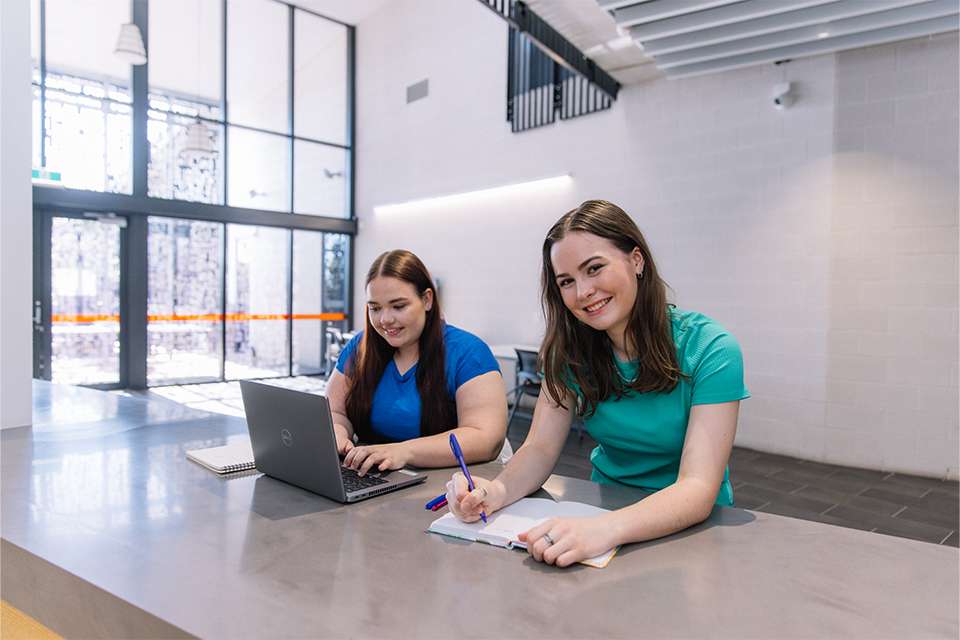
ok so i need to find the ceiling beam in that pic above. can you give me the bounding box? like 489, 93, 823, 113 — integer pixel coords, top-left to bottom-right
664, 14, 959, 78
629, 0, 839, 43
596, 0, 652, 11
612, 0, 740, 29
655, 0, 960, 68
640, 0, 935, 54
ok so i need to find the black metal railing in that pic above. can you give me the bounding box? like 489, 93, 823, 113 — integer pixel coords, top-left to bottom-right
481, 0, 619, 133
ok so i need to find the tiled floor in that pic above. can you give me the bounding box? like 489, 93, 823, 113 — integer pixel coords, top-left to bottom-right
507, 417, 959, 548
125, 378, 958, 547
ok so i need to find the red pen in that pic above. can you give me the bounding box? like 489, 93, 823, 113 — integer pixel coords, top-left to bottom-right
430, 498, 448, 511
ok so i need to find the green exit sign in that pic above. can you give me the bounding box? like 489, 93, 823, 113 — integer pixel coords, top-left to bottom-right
32, 168, 62, 183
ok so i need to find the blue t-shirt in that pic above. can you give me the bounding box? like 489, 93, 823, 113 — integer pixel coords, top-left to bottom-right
336, 323, 500, 441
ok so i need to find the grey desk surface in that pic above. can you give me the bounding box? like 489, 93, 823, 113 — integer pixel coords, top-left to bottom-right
2, 384, 958, 639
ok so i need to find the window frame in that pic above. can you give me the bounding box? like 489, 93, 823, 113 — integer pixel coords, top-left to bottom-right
31, 0, 356, 389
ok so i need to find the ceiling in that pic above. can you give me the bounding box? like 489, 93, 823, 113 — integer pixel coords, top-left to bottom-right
526, 0, 660, 84
597, 0, 959, 79
287, 0, 957, 84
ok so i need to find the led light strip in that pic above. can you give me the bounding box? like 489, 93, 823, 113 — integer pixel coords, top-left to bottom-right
373, 174, 573, 215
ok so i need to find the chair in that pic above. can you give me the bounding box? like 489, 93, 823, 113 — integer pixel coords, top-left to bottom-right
506, 348, 541, 438
506, 347, 584, 442
323, 328, 356, 378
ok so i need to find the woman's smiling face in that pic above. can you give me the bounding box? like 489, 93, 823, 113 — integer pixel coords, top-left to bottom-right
549, 231, 643, 336
366, 276, 432, 351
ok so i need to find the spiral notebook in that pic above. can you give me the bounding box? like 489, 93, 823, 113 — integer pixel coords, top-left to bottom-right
428, 498, 619, 568
186, 440, 256, 474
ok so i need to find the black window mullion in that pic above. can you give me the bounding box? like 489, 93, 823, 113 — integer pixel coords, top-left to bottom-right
33, 211, 52, 380
347, 24, 355, 220
320, 232, 328, 374
221, 222, 228, 381
287, 231, 294, 377
288, 5, 295, 215
132, 0, 148, 197
287, 6, 295, 377
125, 215, 148, 389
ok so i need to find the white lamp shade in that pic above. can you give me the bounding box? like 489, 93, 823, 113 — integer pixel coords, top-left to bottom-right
183, 120, 216, 154
114, 23, 147, 65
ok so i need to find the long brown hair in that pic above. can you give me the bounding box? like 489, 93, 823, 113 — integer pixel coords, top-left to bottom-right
540, 200, 682, 418
344, 250, 456, 442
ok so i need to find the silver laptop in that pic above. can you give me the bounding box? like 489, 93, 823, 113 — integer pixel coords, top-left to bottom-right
239, 380, 427, 502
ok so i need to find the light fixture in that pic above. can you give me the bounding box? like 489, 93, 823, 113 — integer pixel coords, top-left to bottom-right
817, 31, 830, 39
114, 23, 147, 65
182, 119, 215, 154
373, 174, 572, 215
606, 35, 635, 51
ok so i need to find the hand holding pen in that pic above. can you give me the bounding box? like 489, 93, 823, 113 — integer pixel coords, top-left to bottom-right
447, 433, 486, 523
446, 473, 507, 523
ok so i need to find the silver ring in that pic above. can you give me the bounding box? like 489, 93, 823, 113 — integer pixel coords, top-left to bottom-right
543, 532, 555, 546
478, 486, 488, 499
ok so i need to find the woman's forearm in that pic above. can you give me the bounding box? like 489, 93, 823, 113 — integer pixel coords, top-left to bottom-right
493, 441, 561, 507
604, 478, 716, 547
404, 426, 501, 467
331, 411, 354, 439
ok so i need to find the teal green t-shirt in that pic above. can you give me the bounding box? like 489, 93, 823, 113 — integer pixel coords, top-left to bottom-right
573, 309, 749, 506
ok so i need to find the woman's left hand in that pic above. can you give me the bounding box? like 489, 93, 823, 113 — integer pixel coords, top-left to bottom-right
518, 516, 616, 568
342, 442, 413, 476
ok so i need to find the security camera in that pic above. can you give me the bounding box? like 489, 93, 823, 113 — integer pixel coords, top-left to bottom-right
772, 82, 795, 110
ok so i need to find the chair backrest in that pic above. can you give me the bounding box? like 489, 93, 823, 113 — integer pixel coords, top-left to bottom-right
515, 348, 538, 373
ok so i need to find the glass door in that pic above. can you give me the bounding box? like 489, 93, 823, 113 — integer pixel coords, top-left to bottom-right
34, 211, 126, 388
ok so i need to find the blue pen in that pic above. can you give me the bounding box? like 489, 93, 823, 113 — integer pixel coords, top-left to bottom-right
424, 493, 446, 510
450, 433, 487, 523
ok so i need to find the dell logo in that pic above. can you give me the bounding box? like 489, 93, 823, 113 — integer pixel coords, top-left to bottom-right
280, 428, 293, 447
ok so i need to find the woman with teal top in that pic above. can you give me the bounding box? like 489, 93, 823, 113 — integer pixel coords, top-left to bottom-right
447, 200, 749, 567
327, 249, 507, 476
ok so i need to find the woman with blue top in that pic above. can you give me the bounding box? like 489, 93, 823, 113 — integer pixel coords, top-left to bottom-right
447, 200, 749, 567
327, 249, 507, 477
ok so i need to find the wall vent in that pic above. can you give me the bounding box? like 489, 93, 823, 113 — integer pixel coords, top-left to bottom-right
406, 79, 429, 104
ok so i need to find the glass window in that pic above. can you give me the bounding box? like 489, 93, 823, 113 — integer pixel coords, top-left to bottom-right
225, 224, 290, 379
294, 140, 347, 217
227, 126, 289, 212
45, 0, 131, 86
149, 0, 222, 107
294, 12, 347, 146
44, 72, 133, 194
147, 218, 224, 385
227, 0, 289, 133
50, 217, 122, 386
148, 111, 224, 204
323, 233, 349, 316
292, 230, 323, 375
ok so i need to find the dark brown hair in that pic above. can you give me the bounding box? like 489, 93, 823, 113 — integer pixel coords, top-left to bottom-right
345, 250, 456, 442
540, 200, 682, 417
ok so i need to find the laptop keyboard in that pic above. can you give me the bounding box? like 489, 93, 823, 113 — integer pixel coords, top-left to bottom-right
340, 466, 389, 493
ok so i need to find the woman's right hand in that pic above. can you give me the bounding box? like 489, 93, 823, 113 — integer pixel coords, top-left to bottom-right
333, 424, 354, 456
446, 473, 507, 523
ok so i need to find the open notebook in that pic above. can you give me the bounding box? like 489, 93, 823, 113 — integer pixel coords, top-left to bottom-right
186, 440, 256, 474
428, 498, 619, 568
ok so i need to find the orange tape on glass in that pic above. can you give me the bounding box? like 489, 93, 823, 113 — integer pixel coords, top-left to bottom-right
51, 313, 346, 323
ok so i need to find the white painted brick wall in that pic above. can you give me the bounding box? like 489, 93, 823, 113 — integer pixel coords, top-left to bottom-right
355, 0, 958, 478
830, 34, 959, 478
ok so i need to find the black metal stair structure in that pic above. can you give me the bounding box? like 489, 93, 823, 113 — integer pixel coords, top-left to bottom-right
478, 0, 622, 133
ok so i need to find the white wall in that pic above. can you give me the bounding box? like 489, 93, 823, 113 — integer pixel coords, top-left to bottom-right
0, 0, 34, 429
354, 0, 959, 478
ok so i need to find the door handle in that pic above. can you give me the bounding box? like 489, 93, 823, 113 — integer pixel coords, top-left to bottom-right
33, 300, 42, 326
